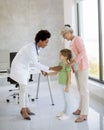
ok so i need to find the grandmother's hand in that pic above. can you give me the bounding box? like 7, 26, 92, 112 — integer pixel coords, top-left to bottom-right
67, 59, 76, 67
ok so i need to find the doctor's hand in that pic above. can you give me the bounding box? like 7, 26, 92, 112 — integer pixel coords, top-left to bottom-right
49, 66, 62, 72
41, 71, 48, 76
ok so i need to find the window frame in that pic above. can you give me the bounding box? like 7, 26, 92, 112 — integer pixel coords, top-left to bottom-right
76, 0, 104, 84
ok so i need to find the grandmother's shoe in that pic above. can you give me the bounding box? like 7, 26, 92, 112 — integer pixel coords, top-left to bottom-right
75, 115, 87, 123
72, 109, 81, 115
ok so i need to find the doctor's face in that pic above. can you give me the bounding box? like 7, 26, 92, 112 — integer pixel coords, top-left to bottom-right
38, 39, 49, 48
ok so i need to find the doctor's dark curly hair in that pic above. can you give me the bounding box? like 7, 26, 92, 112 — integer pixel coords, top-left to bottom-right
35, 30, 51, 43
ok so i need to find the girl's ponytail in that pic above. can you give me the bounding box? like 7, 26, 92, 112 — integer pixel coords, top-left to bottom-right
60, 49, 72, 62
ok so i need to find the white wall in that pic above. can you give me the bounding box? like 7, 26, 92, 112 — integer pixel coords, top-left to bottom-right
0, 0, 64, 66
64, 0, 77, 32
63, 0, 78, 48
0, 0, 64, 84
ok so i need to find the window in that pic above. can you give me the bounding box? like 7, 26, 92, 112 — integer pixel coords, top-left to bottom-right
101, 0, 104, 81
78, 0, 99, 79
77, 0, 104, 83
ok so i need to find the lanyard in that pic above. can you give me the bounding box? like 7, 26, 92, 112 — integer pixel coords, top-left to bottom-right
35, 42, 39, 56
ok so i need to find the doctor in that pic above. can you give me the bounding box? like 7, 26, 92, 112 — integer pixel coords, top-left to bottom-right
10, 30, 60, 120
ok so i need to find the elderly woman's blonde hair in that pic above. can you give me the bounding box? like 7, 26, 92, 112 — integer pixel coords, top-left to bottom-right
61, 24, 74, 36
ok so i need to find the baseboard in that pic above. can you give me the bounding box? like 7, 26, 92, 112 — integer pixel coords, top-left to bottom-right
89, 79, 104, 102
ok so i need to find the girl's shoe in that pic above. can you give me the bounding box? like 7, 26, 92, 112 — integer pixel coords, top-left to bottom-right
72, 109, 81, 115
75, 115, 87, 123
56, 112, 64, 117
58, 113, 69, 120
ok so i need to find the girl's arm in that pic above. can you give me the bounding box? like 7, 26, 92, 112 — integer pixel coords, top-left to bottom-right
65, 71, 71, 92
48, 65, 62, 76
49, 66, 62, 71
48, 71, 58, 76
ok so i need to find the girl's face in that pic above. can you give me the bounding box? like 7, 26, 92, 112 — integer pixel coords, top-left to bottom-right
63, 32, 72, 41
59, 53, 67, 62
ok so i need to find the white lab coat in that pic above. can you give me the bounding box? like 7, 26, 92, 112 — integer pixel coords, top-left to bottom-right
10, 43, 49, 85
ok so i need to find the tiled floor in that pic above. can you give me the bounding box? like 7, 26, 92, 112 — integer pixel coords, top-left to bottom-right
0, 81, 104, 130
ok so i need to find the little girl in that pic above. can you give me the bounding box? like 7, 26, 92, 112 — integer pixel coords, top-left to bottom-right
49, 49, 72, 120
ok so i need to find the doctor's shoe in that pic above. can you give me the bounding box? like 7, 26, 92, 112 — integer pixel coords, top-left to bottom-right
20, 108, 31, 120
58, 113, 69, 120
26, 107, 35, 116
